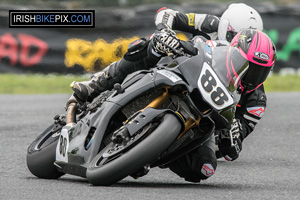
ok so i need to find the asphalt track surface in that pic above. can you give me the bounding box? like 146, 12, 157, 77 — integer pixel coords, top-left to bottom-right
1, 93, 300, 200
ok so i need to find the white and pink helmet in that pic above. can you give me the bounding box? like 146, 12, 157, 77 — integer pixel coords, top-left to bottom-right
227, 29, 276, 93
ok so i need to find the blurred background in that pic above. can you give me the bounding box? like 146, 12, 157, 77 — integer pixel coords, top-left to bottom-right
0, 0, 299, 75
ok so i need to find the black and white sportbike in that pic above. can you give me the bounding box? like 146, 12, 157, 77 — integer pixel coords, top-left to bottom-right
27, 40, 245, 186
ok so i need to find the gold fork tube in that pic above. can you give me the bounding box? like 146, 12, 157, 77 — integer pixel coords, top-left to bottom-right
140, 88, 202, 140
141, 89, 170, 111
177, 115, 201, 139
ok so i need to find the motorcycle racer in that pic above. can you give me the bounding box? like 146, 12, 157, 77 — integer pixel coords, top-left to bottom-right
155, 3, 263, 43
154, 3, 267, 163
66, 5, 276, 183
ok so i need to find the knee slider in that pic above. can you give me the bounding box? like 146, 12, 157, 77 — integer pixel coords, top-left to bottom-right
200, 163, 216, 179
196, 146, 217, 180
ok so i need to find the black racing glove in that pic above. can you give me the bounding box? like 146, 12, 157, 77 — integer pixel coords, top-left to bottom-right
218, 118, 243, 161
151, 28, 181, 56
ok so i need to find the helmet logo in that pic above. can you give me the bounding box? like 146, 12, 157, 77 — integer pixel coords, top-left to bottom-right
254, 52, 269, 60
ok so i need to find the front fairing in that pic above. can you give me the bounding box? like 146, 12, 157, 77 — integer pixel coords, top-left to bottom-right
55, 68, 188, 172
55, 101, 121, 175
173, 44, 242, 127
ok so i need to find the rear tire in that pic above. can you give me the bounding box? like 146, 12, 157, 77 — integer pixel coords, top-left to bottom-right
27, 123, 65, 179
87, 114, 181, 186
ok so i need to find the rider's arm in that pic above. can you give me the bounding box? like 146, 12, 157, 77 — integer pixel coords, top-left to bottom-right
235, 85, 267, 141
104, 38, 162, 85
92, 35, 198, 98
120, 36, 197, 77
216, 85, 267, 161
155, 7, 219, 40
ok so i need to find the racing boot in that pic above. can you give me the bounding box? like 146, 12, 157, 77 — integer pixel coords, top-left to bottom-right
71, 63, 115, 104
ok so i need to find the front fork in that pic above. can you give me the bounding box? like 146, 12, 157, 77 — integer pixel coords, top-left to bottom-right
65, 87, 201, 142
140, 88, 201, 139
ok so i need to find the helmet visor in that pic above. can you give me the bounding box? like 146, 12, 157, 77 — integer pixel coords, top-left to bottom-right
242, 62, 272, 87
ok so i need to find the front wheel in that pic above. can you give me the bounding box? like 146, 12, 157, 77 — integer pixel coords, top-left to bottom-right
86, 113, 182, 186
27, 123, 65, 179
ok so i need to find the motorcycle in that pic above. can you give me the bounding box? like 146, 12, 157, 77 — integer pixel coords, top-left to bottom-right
27, 39, 245, 186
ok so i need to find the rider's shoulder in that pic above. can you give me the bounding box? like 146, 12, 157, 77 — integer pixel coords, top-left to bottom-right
240, 85, 267, 106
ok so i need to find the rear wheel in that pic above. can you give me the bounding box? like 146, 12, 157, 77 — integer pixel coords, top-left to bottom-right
87, 113, 181, 186
27, 123, 65, 179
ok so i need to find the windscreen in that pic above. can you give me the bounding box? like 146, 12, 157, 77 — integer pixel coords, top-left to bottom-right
211, 46, 249, 92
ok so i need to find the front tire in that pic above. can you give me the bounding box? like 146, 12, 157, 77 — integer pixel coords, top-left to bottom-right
87, 113, 181, 186
27, 123, 65, 179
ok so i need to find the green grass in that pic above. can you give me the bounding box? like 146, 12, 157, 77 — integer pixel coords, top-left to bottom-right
0, 73, 299, 94
264, 74, 300, 92
0, 74, 89, 94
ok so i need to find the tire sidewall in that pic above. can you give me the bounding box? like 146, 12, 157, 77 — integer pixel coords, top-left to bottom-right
26, 124, 65, 179
86, 114, 181, 186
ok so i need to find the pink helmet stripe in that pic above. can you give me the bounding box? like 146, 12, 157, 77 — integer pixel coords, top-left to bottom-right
267, 37, 270, 54
231, 60, 239, 79
239, 47, 248, 59
226, 48, 243, 89
226, 49, 235, 85
246, 31, 274, 67
239, 81, 244, 92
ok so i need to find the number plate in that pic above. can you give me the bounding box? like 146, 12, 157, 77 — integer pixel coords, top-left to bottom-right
197, 63, 234, 110
56, 127, 70, 163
